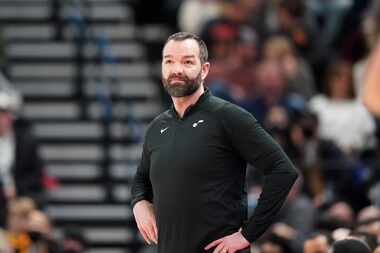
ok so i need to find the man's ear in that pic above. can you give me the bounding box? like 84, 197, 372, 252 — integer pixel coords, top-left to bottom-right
201, 62, 210, 81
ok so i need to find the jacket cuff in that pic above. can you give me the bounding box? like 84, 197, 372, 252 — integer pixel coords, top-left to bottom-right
130, 196, 150, 209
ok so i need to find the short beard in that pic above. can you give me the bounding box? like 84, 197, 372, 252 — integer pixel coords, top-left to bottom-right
162, 72, 202, 97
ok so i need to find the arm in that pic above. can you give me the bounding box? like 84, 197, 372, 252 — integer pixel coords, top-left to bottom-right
14, 128, 44, 201
205, 104, 298, 253
131, 141, 157, 244
131, 141, 153, 207
17, 137, 44, 193
221, 104, 298, 242
363, 40, 380, 116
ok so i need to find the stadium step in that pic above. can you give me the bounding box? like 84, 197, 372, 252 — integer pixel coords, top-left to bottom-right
0, 0, 165, 252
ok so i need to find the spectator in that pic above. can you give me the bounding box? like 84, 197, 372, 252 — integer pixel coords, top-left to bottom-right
306, 0, 353, 52
309, 60, 376, 154
259, 232, 293, 253
0, 88, 45, 227
6, 197, 36, 253
304, 231, 332, 253
273, 0, 317, 59
262, 35, 316, 100
356, 205, 380, 242
27, 210, 62, 253
327, 202, 355, 227
206, 25, 259, 103
357, 205, 380, 223
265, 110, 354, 210
330, 237, 371, 253
178, 0, 223, 35
275, 177, 316, 253
246, 60, 305, 124
349, 231, 378, 252
203, 19, 241, 100
353, 0, 380, 97
61, 226, 86, 253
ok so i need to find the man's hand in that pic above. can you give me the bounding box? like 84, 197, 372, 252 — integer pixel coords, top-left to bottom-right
132, 200, 158, 245
204, 231, 250, 253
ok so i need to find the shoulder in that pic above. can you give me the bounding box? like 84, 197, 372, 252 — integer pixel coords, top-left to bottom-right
209, 95, 256, 121
206, 96, 258, 131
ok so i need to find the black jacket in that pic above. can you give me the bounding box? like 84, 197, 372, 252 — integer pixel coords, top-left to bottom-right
131, 90, 298, 253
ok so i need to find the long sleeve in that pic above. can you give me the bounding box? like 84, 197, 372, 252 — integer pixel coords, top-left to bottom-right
220, 103, 298, 242
131, 140, 153, 208
13, 127, 44, 196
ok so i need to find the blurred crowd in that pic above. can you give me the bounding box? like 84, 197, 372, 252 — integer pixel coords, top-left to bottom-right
173, 0, 380, 252
0, 76, 85, 253
0, 197, 86, 253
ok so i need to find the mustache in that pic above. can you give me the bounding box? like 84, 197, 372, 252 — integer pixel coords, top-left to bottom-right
168, 74, 188, 82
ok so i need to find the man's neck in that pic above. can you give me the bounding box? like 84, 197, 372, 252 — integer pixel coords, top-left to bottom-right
172, 86, 205, 118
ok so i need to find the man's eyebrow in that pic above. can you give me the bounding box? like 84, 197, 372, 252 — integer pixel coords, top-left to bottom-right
163, 54, 196, 59
163, 55, 196, 58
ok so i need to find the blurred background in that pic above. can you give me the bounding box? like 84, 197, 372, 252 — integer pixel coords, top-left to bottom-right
0, 0, 379, 253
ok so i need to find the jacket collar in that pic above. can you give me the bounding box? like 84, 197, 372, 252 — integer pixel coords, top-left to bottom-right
170, 88, 211, 119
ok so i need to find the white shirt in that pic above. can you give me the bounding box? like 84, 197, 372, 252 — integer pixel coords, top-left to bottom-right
309, 95, 376, 152
353, 59, 368, 97
0, 132, 15, 188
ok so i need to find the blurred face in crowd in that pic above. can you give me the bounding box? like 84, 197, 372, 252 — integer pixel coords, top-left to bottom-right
7, 198, 36, 234
261, 241, 283, 253
235, 32, 258, 64
207, 23, 238, 59
256, 61, 286, 104
357, 206, 380, 239
26, 211, 55, 244
327, 62, 354, 100
327, 202, 354, 224
304, 234, 330, 253
162, 39, 210, 98
0, 110, 13, 136
7, 210, 29, 233
28, 210, 52, 239
239, 0, 262, 11
8, 205, 31, 233
263, 37, 294, 61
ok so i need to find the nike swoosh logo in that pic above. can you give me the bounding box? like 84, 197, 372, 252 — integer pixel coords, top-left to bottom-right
193, 120, 205, 128
160, 127, 169, 134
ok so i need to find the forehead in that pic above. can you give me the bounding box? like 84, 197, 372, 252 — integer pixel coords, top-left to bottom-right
163, 39, 200, 58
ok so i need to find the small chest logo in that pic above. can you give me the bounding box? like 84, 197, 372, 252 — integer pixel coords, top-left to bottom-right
192, 120, 204, 128
160, 127, 169, 134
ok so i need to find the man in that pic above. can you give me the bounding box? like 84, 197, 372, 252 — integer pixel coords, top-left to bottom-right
131, 32, 298, 253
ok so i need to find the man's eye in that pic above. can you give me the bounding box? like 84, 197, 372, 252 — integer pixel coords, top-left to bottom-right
185, 61, 194, 65
165, 60, 173, 64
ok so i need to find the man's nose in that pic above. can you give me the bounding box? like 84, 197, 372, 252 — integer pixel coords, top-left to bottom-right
171, 62, 184, 75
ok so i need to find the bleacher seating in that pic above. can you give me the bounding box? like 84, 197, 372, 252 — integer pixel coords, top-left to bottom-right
0, 0, 170, 252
